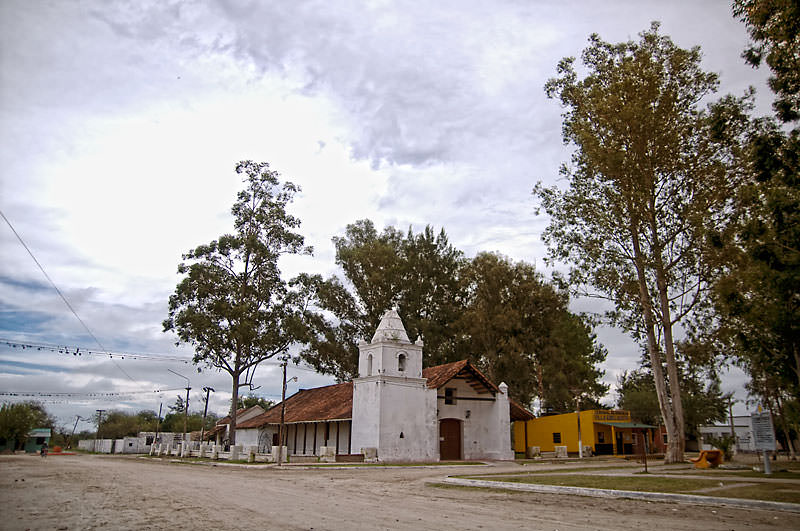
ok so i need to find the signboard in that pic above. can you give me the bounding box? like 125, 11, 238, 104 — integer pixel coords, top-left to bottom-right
751, 412, 776, 451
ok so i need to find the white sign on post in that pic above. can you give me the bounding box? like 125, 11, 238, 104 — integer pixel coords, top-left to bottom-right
751, 411, 776, 451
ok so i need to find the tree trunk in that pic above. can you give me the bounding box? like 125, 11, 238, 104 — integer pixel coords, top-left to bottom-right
774, 391, 798, 460
628, 220, 681, 463
654, 259, 686, 462
229, 372, 239, 446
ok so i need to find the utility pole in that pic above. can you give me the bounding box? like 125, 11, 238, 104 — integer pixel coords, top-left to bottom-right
575, 395, 583, 459
155, 402, 162, 444
68, 415, 85, 449
94, 410, 105, 452
278, 358, 287, 466
168, 368, 191, 446
200, 387, 215, 443
277, 358, 298, 466
728, 398, 737, 456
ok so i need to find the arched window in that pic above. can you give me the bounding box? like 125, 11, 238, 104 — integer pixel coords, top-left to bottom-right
367, 354, 373, 376
398, 352, 407, 372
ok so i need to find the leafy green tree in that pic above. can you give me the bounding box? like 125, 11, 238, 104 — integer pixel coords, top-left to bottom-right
299, 220, 466, 380
300, 221, 608, 407
164, 161, 313, 444
237, 394, 275, 411
0, 402, 53, 449
169, 395, 186, 415
734, 0, 800, 123
96, 410, 162, 439
458, 252, 607, 408
535, 23, 751, 462
617, 367, 727, 439
701, 2, 800, 459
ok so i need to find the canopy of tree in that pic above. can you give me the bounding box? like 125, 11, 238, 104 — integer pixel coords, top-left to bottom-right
164, 160, 313, 445
734, 0, 800, 123
299, 219, 608, 409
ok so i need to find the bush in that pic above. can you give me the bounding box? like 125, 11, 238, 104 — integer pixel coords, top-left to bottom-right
705, 434, 735, 460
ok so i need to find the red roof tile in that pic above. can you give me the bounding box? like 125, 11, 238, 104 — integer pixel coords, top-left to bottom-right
422, 359, 499, 394
238, 382, 353, 428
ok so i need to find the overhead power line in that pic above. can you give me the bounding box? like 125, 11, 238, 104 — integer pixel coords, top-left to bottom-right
0, 338, 323, 373
0, 209, 135, 382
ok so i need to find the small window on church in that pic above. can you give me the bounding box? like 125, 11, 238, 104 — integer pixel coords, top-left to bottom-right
398, 353, 406, 372
367, 354, 373, 376
553, 433, 562, 444
444, 387, 456, 405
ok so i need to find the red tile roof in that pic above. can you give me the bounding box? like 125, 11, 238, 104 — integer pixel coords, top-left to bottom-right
422, 359, 499, 394
238, 382, 353, 428
509, 399, 535, 421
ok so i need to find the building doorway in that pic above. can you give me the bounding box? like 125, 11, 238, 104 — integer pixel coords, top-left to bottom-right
439, 418, 461, 460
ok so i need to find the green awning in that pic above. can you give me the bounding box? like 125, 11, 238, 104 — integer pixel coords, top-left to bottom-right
594, 421, 656, 429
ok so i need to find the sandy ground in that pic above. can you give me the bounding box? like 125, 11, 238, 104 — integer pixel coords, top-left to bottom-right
1, 454, 798, 531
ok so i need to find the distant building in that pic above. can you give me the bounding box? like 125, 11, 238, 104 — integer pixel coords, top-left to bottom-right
699, 415, 758, 453
514, 410, 657, 456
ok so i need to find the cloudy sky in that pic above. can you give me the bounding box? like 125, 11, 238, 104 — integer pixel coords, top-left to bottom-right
1, 1, 771, 427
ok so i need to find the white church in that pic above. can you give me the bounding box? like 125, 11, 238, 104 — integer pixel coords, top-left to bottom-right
235, 309, 530, 462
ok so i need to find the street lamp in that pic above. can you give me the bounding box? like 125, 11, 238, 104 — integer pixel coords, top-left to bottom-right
168, 368, 191, 447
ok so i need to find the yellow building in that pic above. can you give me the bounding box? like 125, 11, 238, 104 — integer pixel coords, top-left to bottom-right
513, 410, 656, 456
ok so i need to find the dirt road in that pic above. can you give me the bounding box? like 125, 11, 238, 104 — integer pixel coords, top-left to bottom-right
1, 454, 796, 530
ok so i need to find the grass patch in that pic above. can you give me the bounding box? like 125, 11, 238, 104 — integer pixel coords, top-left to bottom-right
712, 483, 800, 504
468, 473, 716, 493
462, 472, 800, 503
661, 469, 800, 480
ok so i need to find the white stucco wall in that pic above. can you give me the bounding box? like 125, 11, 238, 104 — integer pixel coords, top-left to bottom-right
353, 375, 437, 462
378, 378, 438, 462
435, 378, 513, 460
352, 376, 382, 452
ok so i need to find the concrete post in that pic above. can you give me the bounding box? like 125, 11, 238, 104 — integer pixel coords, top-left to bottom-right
212, 445, 219, 460
248, 446, 256, 463
320, 446, 336, 463
230, 445, 241, 461
271, 445, 288, 463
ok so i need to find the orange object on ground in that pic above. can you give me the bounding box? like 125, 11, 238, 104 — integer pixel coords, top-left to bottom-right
689, 449, 724, 468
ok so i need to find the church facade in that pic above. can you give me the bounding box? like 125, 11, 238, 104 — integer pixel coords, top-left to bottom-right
236, 309, 524, 462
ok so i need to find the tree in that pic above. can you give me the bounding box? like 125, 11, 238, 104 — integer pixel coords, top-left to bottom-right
702, 2, 800, 458
164, 161, 312, 445
96, 410, 161, 439
535, 23, 751, 462
300, 220, 608, 407
237, 394, 275, 411
458, 252, 607, 409
733, 0, 800, 123
299, 220, 466, 380
169, 395, 186, 415
617, 367, 727, 440
0, 402, 53, 450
